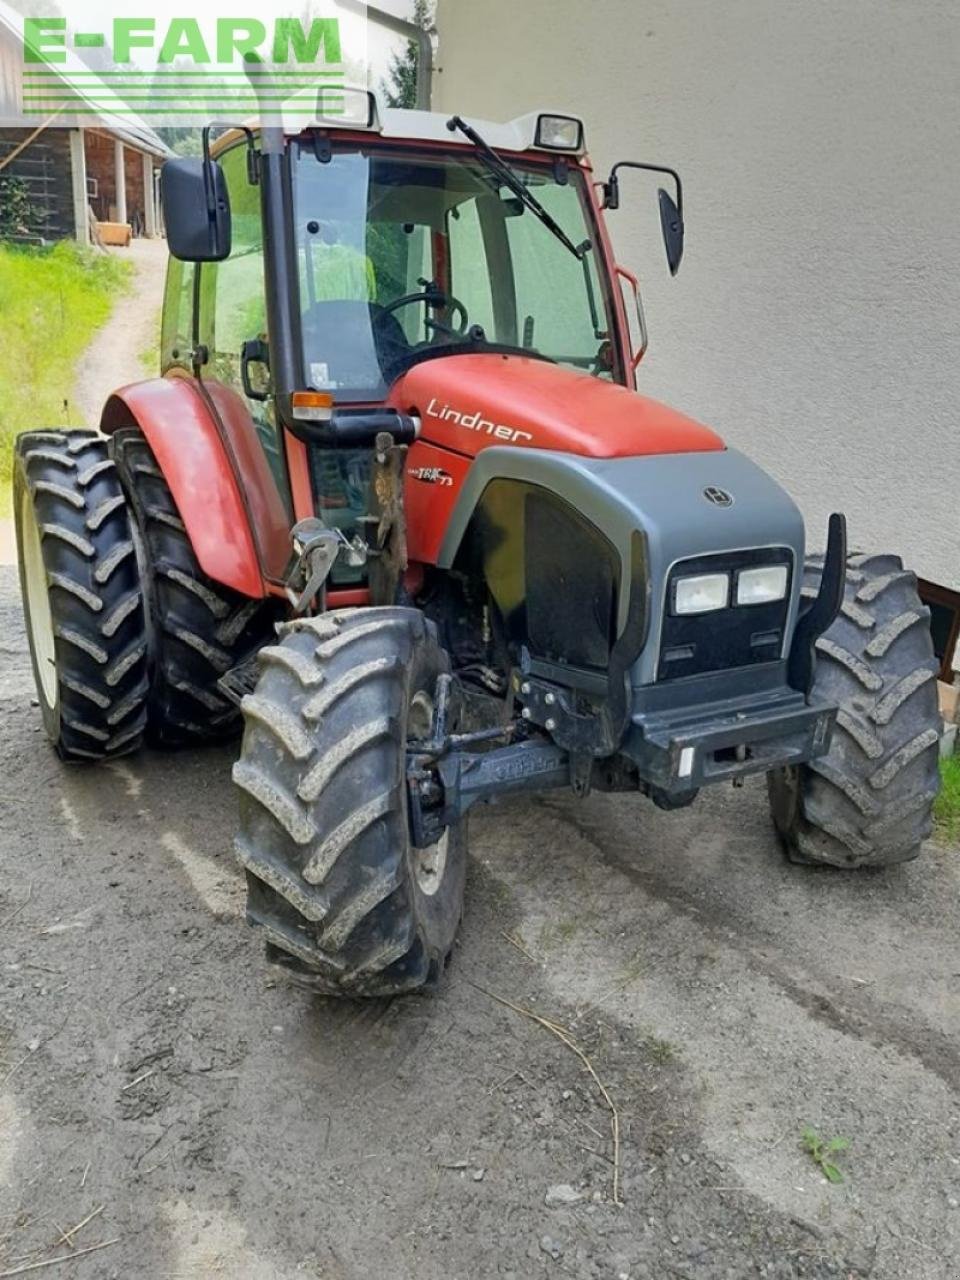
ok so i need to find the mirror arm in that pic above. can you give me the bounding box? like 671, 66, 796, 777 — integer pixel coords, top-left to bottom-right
201, 124, 260, 186
604, 160, 683, 219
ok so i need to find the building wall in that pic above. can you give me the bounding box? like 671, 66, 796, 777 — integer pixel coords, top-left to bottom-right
0, 127, 75, 239
83, 131, 148, 229
122, 142, 147, 230
433, 0, 960, 591
83, 130, 117, 223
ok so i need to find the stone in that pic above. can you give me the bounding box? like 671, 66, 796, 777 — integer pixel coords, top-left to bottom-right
545, 1183, 583, 1207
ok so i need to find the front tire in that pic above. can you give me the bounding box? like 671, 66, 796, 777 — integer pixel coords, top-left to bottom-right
13, 430, 149, 760
768, 553, 940, 867
234, 608, 467, 996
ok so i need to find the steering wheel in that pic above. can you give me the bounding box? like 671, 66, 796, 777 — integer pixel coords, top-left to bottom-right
379, 285, 469, 339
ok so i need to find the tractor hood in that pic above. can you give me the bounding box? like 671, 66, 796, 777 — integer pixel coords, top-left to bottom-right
388, 353, 724, 459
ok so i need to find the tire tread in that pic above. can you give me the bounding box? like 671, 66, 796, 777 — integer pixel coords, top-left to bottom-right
769, 555, 939, 867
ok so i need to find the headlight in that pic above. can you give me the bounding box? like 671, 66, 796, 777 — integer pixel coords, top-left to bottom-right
535, 114, 584, 151
673, 572, 729, 615
736, 564, 789, 606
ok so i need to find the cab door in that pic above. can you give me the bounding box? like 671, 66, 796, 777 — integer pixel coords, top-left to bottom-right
193, 142, 293, 585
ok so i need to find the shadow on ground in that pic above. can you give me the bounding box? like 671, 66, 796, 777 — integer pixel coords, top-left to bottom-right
1, 564, 957, 1278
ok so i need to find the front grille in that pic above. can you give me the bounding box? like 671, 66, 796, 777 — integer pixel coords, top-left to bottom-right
657, 547, 793, 681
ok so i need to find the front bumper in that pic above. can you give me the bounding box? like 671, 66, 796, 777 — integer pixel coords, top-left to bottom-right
622, 662, 836, 794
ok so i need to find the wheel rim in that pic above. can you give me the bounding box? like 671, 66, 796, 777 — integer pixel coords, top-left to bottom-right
408, 689, 450, 898
20, 486, 57, 708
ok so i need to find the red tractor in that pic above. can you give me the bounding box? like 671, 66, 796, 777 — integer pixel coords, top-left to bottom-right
14, 93, 941, 997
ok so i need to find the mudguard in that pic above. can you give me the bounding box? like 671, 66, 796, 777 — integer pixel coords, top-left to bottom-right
99, 375, 281, 598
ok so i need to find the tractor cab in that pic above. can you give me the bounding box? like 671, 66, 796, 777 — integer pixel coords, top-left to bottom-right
157, 92, 682, 589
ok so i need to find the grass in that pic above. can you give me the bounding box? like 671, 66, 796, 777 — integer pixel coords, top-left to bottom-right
538, 916, 579, 951
934, 753, 960, 845
138, 307, 161, 375
801, 1127, 850, 1183
0, 240, 131, 510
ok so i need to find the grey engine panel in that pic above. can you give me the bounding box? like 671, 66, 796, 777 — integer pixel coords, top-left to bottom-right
437, 446, 806, 686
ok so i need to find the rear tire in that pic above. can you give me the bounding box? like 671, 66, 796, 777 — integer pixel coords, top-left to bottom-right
768, 553, 940, 867
13, 430, 148, 761
112, 427, 280, 746
234, 608, 467, 996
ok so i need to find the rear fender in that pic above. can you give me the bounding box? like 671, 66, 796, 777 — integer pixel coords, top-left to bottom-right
99, 376, 272, 599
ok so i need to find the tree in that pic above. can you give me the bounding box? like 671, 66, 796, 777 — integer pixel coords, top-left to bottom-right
0, 175, 46, 240
155, 127, 203, 158
381, 0, 432, 109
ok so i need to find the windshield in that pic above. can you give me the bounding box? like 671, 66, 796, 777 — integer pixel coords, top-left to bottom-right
291, 144, 618, 402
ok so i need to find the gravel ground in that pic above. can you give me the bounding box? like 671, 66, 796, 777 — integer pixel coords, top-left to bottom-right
72, 238, 167, 427
1, 554, 958, 1279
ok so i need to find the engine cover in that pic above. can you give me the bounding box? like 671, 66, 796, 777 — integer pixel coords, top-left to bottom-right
437, 444, 805, 687
388, 353, 724, 459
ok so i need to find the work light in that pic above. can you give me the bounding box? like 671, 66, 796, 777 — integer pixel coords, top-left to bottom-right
535, 114, 584, 151
315, 86, 376, 128
736, 565, 789, 606
673, 572, 729, 615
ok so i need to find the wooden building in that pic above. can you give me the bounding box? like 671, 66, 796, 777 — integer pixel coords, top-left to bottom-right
0, 5, 171, 243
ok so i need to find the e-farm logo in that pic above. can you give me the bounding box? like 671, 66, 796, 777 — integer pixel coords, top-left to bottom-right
23, 16, 343, 67
10, 4, 359, 125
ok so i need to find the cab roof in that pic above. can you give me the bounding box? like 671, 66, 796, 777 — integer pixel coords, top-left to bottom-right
212, 88, 587, 159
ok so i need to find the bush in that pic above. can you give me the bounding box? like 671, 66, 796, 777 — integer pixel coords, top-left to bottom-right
0, 241, 131, 503
935, 752, 960, 845
0, 174, 46, 238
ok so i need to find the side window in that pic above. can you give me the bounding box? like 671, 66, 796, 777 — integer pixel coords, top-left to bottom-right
160, 255, 195, 373
198, 143, 266, 390
196, 144, 289, 506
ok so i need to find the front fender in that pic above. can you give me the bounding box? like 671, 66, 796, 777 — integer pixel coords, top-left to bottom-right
99, 376, 266, 598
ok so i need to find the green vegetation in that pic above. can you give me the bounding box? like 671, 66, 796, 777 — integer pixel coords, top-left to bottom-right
0, 241, 130, 506
381, 0, 431, 108
934, 753, 960, 844
801, 1127, 850, 1183
139, 308, 162, 375
538, 916, 579, 951
645, 1036, 677, 1065
0, 175, 46, 239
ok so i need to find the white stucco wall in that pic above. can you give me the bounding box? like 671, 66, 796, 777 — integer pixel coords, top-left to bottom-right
433, 0, 959, 591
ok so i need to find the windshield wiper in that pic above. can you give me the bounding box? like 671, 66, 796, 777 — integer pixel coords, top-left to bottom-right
447, 115, 588, 261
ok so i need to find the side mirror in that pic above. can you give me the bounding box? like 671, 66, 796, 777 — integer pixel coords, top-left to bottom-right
658, 188, 684, 276
160, 157, 231, 262
603, 160, 684, 275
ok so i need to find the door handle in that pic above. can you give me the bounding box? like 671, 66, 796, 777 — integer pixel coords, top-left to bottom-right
241, 338, 270, 401
614, 265, 648, 371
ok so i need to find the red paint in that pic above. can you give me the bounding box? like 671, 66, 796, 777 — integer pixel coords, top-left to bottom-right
403, 562, 425, 596
99, 377, 265, 598
389, 355, 724, 460
327, 588, 370, 607
284, 432, 314, 523
614, 265, 646, 371
197, 378, 292, 582
403, 441, 474, 565
581, 163, 638, 387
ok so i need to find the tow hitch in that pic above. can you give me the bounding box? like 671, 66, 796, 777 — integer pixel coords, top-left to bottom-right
406, 674, 571, 848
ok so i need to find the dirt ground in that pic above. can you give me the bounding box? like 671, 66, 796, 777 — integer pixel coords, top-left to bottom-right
2, 570, 959, 1280
1, 241, 959, 1280
72, 238, 168, 427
